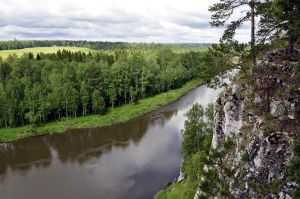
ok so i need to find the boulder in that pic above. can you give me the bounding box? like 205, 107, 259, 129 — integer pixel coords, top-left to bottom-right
270, 101, 285, 118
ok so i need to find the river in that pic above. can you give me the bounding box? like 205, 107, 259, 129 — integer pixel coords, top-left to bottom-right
0, 84, 222, 199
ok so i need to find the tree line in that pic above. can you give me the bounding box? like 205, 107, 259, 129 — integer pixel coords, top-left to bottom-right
0, 39, 213, 51
0, 48, 227, 128
0, 40, 128, 50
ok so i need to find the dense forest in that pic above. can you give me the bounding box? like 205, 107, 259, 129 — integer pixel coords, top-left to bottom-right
0, 40, 213, 51
0, 48, 228, 128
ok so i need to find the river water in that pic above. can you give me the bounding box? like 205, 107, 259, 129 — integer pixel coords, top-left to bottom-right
0, 84, 222, 199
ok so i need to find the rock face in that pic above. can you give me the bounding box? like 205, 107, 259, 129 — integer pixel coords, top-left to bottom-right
177, 170, 186, 183
212, 85, 243, 150
195, 49, 300, 199
270, 101, 286, 118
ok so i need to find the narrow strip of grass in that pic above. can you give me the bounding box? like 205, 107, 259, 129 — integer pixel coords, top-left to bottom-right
0, 78, 205, 142
155, 180, 198, 199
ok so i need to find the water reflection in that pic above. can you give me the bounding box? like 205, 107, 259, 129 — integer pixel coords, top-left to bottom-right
0, 85, 221, 199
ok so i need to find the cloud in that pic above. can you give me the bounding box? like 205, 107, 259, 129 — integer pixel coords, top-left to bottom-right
0, 0, 250, 43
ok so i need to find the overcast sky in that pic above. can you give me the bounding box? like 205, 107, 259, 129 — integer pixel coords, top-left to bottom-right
0, 0, 250, 43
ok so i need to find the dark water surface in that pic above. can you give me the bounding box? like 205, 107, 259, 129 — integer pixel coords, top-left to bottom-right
0, 85, 221, 199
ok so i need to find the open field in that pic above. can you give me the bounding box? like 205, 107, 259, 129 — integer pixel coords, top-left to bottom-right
0, 46, 209, 60
0, 46, 92, 59
0, 78, 205, 142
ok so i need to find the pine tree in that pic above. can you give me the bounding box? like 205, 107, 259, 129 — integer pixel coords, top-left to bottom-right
209, 0, 264, 64
273, 0, 300, 58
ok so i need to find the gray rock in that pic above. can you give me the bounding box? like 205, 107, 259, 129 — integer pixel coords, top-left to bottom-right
177, 171, 185, 182
271, 101, 286, 118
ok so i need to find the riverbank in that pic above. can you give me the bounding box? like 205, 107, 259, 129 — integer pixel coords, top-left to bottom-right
0, 78, 205, 142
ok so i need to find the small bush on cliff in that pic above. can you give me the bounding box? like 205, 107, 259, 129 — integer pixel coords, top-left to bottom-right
241, 152, 250, 162
269, 180, 282, 195
294, 62, 300, 78
288, 137, 300, 198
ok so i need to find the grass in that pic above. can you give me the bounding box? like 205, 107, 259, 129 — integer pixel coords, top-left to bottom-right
0, 46, 208, 60
0, 47, 92, 59
155, 181, 198, 199
0, 78, 205, 142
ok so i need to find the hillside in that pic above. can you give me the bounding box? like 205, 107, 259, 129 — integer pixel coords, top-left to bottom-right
156, 49, 300, 198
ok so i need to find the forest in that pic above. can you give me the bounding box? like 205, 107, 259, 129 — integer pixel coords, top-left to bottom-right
0, 40, 128, 50
0, 40, 213, 51
0, 47, 228, 128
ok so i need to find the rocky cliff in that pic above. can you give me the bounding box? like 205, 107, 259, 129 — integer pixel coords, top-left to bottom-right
195, 49, 300, 199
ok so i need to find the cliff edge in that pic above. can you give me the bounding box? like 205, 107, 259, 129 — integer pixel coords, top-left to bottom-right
195, 49, 300, 199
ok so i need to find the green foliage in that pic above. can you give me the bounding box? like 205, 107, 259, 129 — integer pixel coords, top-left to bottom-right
266, 112, 274, 121
197, 166, 220, 194
0, 47, 91, 59
155, 103, 215, 199
209, 0, 261, 64
257, 0, 300, 56
289, 86, 300, 95
269, 181, 282, 194
0, 78, 204, 142
0, 40, 127, 51
182, 103, 213, 160
184, 151, 208, 181
25, 111, 40, 125
241, 152, 250, 162
263, 121, 275, 136
108, 84, 117, 108
219, 183, 231, 197
205, 103, 214, 129
24, 124, 38, 135
0, 47, 224, 129
162, 101, 240, 198
288, 137, 300, 198
0, 40, 212, 52
294, 62, 300, 78
92, 90, 106, 115
177, 103, 217, 196
155, 181, 198, 199
249, 181, 267, 194
80, 81, 90, 116
223, 137, 236, 151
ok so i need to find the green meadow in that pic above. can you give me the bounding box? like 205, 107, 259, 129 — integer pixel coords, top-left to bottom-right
0, 46, 92, 59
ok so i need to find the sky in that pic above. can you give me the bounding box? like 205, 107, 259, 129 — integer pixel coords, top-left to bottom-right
0, 0, 251, 43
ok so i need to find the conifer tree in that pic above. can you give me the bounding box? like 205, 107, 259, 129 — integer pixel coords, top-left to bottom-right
209, 0, 264, 64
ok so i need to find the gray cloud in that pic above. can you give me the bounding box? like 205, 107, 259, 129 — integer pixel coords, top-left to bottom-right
15, 32, 69, 38
0, 0, 250, 43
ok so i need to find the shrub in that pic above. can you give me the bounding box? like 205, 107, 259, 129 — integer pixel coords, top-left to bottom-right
224, 137, 236, 151
241, 152, 250, 162
266, 112, 273, 121
288, 138, 300, 198
293, 62, 300, 78
269, 181, 281, 194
